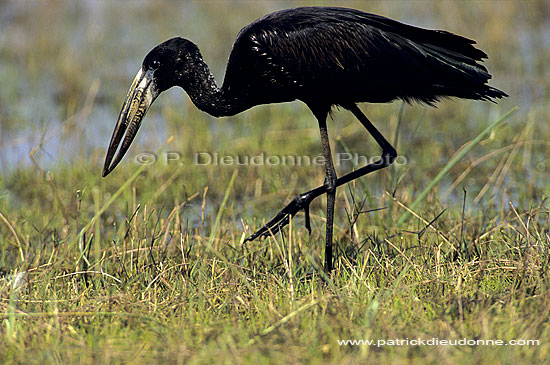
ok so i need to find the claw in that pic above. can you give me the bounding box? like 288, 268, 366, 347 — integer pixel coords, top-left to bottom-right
245, 190, 317, 242
304, 203, 311, 234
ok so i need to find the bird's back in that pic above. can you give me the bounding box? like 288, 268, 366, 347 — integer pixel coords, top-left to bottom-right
221, 7, 506, 109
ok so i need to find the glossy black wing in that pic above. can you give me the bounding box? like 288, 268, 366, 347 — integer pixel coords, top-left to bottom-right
222, 7, 506, 106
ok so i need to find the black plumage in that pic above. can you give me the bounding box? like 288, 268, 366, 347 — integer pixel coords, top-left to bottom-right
103, 7, 506, 272
222, 7, 504, 109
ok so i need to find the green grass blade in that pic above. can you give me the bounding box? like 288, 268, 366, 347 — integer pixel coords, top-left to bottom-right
76, 137, 174, 245
396, 106, 519, 226
209, 169, 238, 243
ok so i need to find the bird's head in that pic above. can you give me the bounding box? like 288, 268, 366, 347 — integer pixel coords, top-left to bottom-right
102, 37, 199, 177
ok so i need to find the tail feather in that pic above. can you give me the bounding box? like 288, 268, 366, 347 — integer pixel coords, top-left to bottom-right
362, 11, 507, 102
360, 12, 488, 61
422, 41, 508, 101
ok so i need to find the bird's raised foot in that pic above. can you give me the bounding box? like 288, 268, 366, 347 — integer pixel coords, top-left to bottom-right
245, 190, 317, 242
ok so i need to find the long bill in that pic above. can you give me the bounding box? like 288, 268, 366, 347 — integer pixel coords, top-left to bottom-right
102, 68, 158, 177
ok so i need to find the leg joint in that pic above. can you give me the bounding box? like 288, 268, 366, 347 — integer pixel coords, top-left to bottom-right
382, 146, 397, 166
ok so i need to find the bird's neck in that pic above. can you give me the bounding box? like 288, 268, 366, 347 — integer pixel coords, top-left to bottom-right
182, 56, 244, 117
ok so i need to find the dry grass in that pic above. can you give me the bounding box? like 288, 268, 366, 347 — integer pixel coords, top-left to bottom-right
1, 1, 549, 363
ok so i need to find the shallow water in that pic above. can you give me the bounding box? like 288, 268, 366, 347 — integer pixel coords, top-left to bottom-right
0, 0, 548, 174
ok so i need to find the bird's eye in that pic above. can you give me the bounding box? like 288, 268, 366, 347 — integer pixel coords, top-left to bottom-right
152, 60, 161, 70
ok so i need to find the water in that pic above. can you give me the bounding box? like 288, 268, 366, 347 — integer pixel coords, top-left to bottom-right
0, 0, 548, 173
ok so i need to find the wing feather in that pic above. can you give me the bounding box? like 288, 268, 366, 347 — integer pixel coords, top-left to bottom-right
222, 7, 506, 106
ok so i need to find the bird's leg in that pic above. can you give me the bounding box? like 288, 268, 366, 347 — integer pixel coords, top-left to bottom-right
334, 104, 397, 186
245, 105, 396, 267
318, 115, 337, 272
245, 110, 337, 271
244, 185, 323, 241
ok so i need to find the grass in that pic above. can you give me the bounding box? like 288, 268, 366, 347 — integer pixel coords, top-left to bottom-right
1, 0, 550, 363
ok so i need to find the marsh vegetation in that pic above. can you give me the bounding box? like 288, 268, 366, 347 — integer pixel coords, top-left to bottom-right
0, 1, 549, 362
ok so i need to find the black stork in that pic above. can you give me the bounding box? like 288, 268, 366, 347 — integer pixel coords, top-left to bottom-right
102, 7, 507, 273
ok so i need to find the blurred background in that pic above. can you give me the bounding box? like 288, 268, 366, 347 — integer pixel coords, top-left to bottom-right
0, 0, 549, 217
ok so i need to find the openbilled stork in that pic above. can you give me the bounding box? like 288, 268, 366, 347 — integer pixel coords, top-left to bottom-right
102, 7, 506, 272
